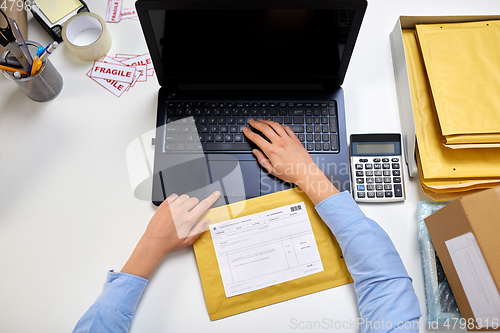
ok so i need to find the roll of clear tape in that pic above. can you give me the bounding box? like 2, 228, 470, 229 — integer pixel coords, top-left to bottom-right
62, 12, 112, 61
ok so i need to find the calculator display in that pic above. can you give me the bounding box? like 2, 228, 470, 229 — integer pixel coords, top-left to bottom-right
356, 143, 395, 154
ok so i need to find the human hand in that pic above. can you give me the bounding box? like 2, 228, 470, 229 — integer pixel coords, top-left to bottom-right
242, 119, 321, 184
242, 120, 338, 205
121, 191, 220, 279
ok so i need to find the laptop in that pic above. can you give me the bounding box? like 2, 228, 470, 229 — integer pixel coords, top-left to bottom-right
136, 0, 367, 207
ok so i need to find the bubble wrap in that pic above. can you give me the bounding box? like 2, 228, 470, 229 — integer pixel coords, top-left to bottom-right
417, 201, 462, 324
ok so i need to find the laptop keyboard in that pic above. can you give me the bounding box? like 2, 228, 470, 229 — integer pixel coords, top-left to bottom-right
164, 101, 339, 153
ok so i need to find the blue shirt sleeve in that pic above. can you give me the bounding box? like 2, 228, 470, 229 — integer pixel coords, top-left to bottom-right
315, 191, 421, 333
73, 270, 148, 333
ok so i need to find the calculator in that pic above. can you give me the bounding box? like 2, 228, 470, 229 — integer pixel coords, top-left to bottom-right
350, 134, 405, 202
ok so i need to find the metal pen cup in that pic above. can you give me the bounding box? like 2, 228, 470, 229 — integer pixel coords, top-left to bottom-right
1, 41, 63, 102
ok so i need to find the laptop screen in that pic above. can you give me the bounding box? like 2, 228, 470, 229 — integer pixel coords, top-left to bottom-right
139, 2, 366, 86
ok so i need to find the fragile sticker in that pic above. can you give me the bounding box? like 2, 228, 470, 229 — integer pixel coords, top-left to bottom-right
106, 0, 123, 23
90, 61, 136, 84
87, 53, 154, 97
121, 8, 138, 20
120, 53, 153, 70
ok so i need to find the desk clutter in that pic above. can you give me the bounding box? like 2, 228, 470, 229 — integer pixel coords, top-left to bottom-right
86, 53, 154, 97
400, 20, 500, 200
0, 7, 63, 102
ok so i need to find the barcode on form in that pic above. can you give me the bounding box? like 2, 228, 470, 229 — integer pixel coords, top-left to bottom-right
290, 205, 302, 212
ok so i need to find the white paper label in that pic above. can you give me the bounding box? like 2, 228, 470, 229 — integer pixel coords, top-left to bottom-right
210, 202, 323, 298
446, 232, 500, 327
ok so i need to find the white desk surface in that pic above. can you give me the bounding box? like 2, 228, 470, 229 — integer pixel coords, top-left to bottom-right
1, 1, 498, 332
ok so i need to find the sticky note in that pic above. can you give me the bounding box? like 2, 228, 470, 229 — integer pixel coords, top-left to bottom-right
35, 0, 82, 24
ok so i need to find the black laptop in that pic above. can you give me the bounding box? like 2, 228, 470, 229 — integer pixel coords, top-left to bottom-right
136, 0, 367, 207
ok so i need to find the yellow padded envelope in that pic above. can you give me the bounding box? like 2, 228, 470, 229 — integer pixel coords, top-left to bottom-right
193, 188, 352, 321
402, 29, 500, 182
415, 21, 500, 140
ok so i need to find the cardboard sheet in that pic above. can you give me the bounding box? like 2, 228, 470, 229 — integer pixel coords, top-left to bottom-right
193, 188, 353, 321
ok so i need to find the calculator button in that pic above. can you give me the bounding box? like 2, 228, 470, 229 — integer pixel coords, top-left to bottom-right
365, 171, 374, 176
383, 170, 391, 176
392, 158, 399, 162
375, 170, 382, 176
367, 192, 376, 198
382, 158, 389, 162
385, 191, 393, 198
373, 158, 381, 162
382, 163, 390, 169
367, 185, 375, 191
394, 184, 403, 197
376, 191, 384, 198
359, 158, 368, 162
357, 185, 365, 191
392, 163, 400, 169
384, 184, 392, 190
365, 164, 373, 169
375, 177, 382, 183
356, 171, 364, 177
356, 178, 364, 184
366, 178, 374, 184
376, 184, 383, 190
384, 177, 391, 183
393, 177, 401, 183
355, 164, 363, 170
374, 163, 381, 169
392, 170, 401, 176
357, 192, 366, 198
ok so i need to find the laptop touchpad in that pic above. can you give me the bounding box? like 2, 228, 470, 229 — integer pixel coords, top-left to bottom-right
207, 156, 260, 201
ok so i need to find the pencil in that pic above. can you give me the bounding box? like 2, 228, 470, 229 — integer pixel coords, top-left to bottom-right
0, 64, 28, 75
30, 56, 40, 76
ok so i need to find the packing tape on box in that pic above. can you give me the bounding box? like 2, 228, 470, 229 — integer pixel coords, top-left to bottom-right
62, 12, 112, 61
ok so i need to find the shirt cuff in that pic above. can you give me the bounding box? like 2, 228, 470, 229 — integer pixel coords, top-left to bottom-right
314, 191, 367, 235
95, 270, 148, 315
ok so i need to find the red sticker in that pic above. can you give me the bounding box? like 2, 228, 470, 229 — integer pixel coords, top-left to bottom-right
106, 0, 123, 23
90, 61, 136, 84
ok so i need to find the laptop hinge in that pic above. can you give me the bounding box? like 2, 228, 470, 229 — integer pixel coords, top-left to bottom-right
178, 83, 324, 91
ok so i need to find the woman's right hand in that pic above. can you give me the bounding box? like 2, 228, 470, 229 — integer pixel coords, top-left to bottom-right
243, 119, 339, 205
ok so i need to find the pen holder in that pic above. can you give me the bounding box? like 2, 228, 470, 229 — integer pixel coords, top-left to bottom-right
1, 41, 63, 102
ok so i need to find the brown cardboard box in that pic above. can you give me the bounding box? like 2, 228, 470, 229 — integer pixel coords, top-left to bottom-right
425, 186, 500, 331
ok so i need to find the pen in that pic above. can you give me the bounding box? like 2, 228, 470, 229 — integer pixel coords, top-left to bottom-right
0, 64, 27, 75
0, 58, 22, 68
36, 46, 45, 57
39, 41, 58, 62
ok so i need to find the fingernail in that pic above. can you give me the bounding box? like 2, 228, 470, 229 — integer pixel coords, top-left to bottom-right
242, 127, 248, 131
214, 191, 220, 197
